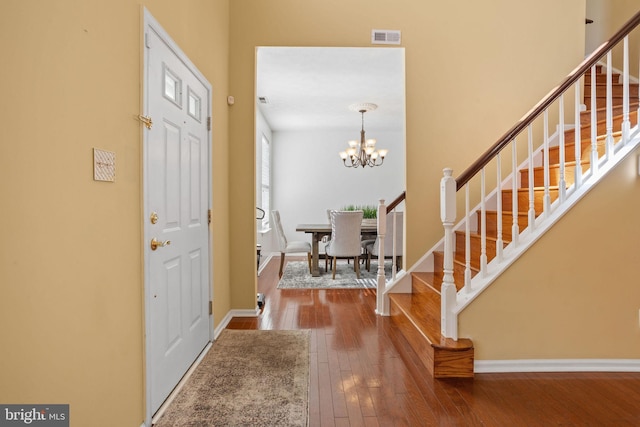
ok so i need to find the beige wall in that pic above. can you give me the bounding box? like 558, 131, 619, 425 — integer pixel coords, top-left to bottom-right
610, 1, 640, 77
586, 0, 640, 74
6, 0, 630, 424
0, 1, 229, 426
228, 0, 586, 309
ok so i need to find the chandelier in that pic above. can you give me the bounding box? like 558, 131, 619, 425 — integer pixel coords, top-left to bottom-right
339, 103, 388, 168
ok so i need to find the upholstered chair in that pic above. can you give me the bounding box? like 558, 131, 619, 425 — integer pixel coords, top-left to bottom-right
271, 210, 312, 278
366, 211, 403, 271
325, 210, 363, 279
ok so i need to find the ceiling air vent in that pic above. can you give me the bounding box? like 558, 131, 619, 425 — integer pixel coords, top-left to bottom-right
371, 29, 401, 45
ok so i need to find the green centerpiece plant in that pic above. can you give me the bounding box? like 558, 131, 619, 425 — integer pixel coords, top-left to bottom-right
342, 204, 377, 219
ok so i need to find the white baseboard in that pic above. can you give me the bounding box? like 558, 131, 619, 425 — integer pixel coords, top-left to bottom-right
213, 308, 260, 339
258, 254, 274, 276
475, 359, 640, 373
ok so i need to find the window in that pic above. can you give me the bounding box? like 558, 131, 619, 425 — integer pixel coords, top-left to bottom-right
259, 134, 270, 229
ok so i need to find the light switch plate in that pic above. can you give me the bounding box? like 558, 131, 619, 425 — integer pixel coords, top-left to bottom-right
93, 148, 116, 182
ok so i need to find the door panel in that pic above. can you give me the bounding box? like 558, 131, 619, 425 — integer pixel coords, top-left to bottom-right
145, 21, 211, 415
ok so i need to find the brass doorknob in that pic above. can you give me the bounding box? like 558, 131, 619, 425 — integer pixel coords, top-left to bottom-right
150, 238, 171, 251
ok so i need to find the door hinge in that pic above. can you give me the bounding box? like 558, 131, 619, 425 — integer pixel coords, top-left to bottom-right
138, 115, 153, 129
208, 209, 212, 225
209, 301, 213, 315
144, 32, 151, 49
207, 116, 211, 131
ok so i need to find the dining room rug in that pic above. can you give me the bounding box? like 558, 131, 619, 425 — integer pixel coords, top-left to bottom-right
154, 329, 310, 427
277, 260, 392, 289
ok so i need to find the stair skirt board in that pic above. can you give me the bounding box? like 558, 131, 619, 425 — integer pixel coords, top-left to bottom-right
475, 359, 640, 373
452, 128, 640, 314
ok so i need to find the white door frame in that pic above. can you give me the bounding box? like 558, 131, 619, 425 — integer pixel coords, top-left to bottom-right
142, 8, 213, 426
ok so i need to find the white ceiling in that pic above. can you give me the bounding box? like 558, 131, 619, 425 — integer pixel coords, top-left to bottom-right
256, 47, 406, 133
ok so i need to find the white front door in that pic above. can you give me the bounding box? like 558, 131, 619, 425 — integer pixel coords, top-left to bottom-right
144, 11, 212, 416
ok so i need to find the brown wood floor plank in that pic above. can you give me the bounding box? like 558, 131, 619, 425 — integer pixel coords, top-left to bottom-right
223, 256, 640, 426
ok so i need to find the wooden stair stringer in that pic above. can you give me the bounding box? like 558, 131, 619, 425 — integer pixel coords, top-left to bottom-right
389, 273, 474, 378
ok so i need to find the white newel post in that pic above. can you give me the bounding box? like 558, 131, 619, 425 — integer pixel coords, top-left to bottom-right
440, 169, 458, 339
376, 199, 388, 315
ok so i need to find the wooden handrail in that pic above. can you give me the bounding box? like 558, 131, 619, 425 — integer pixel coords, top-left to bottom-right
386, 191, 406, 213
455, 9, 640, 191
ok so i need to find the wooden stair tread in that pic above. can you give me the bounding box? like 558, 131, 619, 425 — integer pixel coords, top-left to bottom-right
525, 158, 591, 172
411, 272, 438, 292
389, 289, 473, 351
456, 229, 511, 243
434, 250, 480, 272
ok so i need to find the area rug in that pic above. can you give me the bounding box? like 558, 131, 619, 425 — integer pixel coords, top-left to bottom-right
277, 260, 392, 289
155, 329, 310, 427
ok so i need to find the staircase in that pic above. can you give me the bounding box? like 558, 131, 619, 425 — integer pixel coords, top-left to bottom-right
387, 64, 639, 379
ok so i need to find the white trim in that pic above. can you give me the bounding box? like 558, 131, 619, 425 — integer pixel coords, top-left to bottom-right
231, 308, 262, 317
257, 253, 274, 275
213, 308, 260, 339
142, 8, 213, 427
213, 311, 233, 339
476, 359, 640, 373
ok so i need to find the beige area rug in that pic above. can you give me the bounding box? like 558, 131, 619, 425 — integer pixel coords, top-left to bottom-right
277, 260, 392, 289
155, 329, 310, 427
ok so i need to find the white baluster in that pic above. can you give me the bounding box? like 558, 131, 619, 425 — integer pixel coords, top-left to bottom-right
376, 199, 386, 315
543, 110, 552, 214
574, 80, 582, 189
480, 168, 487, 276
495, 154, 503, 262
440, 168, 457, 339
464, 184, 471, 293
527, 125, 536, 229
391, 209, 397, 281
606, 52, 614, 158
558, 95, 566, 203
511, 139, 519, 246
622, 36, 630, 143
590, 65, 599, 174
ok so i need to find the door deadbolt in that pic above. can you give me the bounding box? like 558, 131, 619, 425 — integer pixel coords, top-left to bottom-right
150, 238, 171, 251
150, 212, 158, 224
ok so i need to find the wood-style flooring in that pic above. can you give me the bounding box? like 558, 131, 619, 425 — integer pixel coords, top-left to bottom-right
227, 256, 640, 426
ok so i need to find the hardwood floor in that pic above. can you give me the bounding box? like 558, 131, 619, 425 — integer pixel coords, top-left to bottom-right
227, 257, 640, 426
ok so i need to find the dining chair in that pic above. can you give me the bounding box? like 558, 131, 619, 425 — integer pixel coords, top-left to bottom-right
325, 210, 363, 279
366, 211, 403, 271
271, 210, 312, 278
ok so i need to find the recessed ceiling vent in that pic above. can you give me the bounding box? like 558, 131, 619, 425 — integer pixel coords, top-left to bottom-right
371, 29, 401, 45
258, 96, 269, 104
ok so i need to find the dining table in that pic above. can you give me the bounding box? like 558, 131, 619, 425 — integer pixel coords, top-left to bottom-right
295, 222, 378, 277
